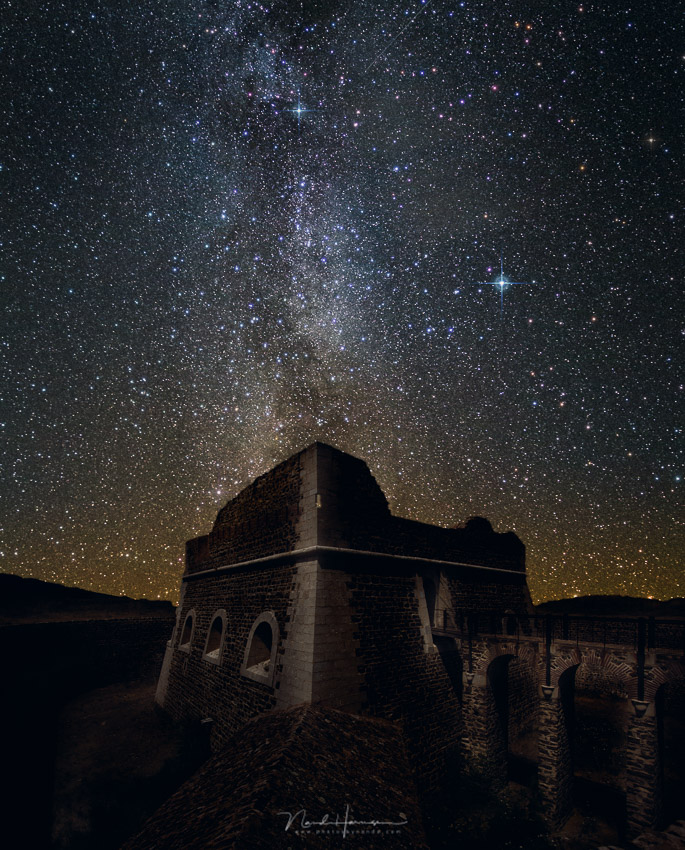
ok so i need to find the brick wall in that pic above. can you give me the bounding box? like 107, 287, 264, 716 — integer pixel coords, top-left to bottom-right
507, 656, 539, 752
162, 565, 296, 749
447, 573, 532, 621
346, 567, 462, 794
316, 443, 525, 572
186, 452, 302, 574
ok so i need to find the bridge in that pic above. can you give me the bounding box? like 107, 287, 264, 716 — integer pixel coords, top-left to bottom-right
432, 612, 685, 836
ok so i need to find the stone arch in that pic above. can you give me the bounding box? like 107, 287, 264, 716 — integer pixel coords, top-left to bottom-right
643, 660, 685, 703
178, 608, 196, 653
488, 654, 513, 753
241, 611, 279, 686
202, 609, 227, 665
474, 639, 536, 679
552, 647, 634, 832
576, 648, 634, 697
548, 647, 582, 688
650, 661, 685, 826
481, 643, 540, 783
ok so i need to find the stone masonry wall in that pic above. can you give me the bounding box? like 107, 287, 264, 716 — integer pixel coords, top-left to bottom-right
186, 452, 302, 574
625, 711, 662, 835
316, 443, 525, 571
277, 562, 365, 712
447, 573, 532, 622
162, 564, 296, 750
507, 656, 539, 753
462, 679, 508, 783
346, 566, 462, 795
537, 694, 574, 826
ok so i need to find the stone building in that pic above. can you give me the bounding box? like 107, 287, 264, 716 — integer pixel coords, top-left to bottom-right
145, 442, 684, 847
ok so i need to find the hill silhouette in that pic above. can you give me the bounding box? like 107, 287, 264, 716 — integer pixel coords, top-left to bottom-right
0, 573, 174, 623
535, 594, 685, 618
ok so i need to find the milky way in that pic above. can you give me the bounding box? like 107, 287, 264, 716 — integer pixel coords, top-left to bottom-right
2, 0, 682, 602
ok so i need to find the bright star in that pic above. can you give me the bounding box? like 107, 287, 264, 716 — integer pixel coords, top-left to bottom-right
468, 254, 537, 315
289, 90, 310, 126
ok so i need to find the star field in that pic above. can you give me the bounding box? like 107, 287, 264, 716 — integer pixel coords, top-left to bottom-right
1, 0, 683, 602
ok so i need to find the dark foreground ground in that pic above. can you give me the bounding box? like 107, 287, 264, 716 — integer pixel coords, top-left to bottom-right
51, 681, 207, 850
47, 679, 684, 850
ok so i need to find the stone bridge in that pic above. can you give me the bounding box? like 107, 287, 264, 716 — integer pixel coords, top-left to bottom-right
432, 613, 685, 836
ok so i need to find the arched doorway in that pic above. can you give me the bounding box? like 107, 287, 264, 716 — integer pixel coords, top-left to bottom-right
571, 664, 629, 836
487, 653, 539, 785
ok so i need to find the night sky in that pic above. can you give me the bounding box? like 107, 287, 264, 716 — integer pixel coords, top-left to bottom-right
2, 0, 683, 603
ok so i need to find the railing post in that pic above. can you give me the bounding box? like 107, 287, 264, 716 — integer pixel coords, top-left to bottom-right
637, 618, 646, 702
545, 615, 553, 686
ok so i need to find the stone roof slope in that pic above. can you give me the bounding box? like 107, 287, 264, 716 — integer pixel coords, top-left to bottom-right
123, 704, 428, 849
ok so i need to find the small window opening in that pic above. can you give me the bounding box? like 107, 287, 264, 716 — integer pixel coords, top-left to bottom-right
179, 613, 193, 649
246, 621, 273, 672
504, 610, 517, 636
205, 616, 224, 661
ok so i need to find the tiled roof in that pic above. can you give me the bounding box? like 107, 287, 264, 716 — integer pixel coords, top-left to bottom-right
124, 704, 428, 849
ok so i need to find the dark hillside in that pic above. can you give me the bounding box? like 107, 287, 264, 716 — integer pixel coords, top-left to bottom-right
535, 595, 685, 618
0, 572, 174, 623
0, 575, 176, 849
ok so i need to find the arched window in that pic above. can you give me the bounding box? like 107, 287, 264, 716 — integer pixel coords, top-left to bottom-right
246, 621, 272, 668
203, 609, 227, 665
178, 609, 195, 653
503, 609, 517, 636
241, 611, 279, 685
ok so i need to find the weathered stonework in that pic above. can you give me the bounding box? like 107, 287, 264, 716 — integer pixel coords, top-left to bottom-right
538, 692, 574, 826
155, 442, 685, 838
156, 443, 529, 799
625, 708, 663, 836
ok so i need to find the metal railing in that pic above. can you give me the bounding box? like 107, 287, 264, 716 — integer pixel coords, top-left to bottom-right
434, 611, 684, 700
438, 611, 685, 654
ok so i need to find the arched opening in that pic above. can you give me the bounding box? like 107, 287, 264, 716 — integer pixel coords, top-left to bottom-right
423, 576, 437, 627
506, 656, 539, 784
246, 621, 272, 671
503, 609, 517, 636
178, 611, 194, 651
203, 611, 226, 664
488, 655, 512, 757
558, 665, 576, 768
570, 664, 628, 836
486, 653, 539, 785
241, 612, 279, 685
